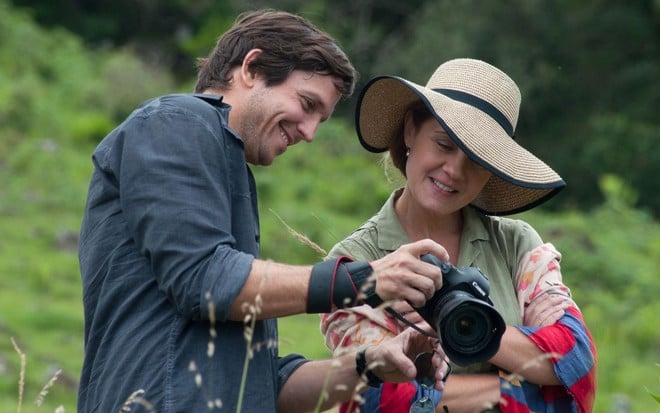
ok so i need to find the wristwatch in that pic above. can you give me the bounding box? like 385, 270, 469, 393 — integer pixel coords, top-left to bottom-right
355, 347, 383, 388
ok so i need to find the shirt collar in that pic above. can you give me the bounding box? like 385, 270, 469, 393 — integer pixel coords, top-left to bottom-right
373, 188, 491, 256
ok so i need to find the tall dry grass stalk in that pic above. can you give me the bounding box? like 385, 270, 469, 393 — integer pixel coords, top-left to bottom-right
236, 268, 266, 413
11, 337, 26, 413
119, 389, 155, 412
180, 293, 224, 411
36, 368, 62, 407
10, 337, 64, 412
269, 209, 327, 257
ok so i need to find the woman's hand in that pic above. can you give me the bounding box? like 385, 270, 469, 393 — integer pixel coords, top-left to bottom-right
523, 291, 571, 326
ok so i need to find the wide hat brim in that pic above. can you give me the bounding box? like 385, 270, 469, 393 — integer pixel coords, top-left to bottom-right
356, 68, 565, 215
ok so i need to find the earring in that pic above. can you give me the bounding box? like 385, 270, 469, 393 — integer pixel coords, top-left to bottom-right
406, 148, 410, 157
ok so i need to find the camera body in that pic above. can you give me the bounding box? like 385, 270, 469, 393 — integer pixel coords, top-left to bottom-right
415, 254, 505, 366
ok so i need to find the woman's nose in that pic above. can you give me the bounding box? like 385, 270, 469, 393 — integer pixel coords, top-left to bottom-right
444, 150, 470, 175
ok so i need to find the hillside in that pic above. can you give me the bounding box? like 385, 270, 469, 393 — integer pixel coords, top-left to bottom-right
0, 2, 658, 412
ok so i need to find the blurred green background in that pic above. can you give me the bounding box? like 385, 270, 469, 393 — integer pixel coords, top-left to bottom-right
0, 0, 658, 411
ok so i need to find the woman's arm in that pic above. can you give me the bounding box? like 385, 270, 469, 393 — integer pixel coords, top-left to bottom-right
491, 327, 562, 385
440, 244, 596, 413
498, 243, 597, 413
436, 294, 566, 413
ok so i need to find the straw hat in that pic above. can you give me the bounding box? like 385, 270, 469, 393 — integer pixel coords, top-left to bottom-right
356, 58, 565, 216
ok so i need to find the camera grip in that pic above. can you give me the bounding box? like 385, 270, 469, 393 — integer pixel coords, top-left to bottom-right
420, 253, 452, 273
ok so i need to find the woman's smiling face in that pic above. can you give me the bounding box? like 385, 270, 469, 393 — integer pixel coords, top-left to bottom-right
403, 114, 492, 215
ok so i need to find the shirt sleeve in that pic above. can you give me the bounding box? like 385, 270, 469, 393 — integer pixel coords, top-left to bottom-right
277, 354, 309, 393
499, 243, 597, 413
103, 100, 253, 322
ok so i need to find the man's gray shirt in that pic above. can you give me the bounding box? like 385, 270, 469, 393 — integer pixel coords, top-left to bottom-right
78, 94, 305, 412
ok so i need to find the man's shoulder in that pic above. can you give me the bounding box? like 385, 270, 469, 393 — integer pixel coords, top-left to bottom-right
121, 93, 232, 135
140, 93, 226, 113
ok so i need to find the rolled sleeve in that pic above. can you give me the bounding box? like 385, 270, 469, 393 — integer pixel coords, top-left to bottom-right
277, 354, 309, 393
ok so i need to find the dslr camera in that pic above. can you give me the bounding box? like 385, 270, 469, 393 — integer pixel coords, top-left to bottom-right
415, 254, 505, 366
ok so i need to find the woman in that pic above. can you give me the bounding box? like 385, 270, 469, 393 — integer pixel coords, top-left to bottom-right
321, 58, 596, 412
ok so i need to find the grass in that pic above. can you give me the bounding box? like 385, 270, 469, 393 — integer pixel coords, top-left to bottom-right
2, 200, 659, 412
0, 142, 658, 412
279, 314, 333, 360
2, 275, 659, 412
1, 315, 335, 413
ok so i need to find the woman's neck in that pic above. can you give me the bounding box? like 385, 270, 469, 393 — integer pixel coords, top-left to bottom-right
394, 187, 463, 263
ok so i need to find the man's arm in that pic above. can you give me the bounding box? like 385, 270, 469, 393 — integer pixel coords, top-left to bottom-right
277, 328, 447, 413
277, 352, 362, 413
227, 239, 449, 321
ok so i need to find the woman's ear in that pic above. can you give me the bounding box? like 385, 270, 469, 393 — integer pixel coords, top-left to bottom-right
403, 110, 416, 149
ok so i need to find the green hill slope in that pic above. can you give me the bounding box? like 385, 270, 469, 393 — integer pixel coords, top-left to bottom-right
0, 2, 658, 412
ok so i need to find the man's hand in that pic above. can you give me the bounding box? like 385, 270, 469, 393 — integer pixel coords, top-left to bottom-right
369, 239, 448, 307
307, 239, 447, 314
277, 327, 449, 413
365, 327, 449, 390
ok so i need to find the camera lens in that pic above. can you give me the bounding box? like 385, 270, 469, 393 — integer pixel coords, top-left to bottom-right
443, 303, 492, 353
434, 291, 504, 366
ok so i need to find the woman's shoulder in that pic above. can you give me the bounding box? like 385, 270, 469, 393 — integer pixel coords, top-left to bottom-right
327, 222, 383, 261
328, 191, 405, 261
474, 212, 543, 255
480, 214, 537, 235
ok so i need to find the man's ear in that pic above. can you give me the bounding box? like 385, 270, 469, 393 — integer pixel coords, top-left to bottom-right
239, 48, 263, 88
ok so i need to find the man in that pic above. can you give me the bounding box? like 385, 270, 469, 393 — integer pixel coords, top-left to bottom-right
78, 10, 448, 412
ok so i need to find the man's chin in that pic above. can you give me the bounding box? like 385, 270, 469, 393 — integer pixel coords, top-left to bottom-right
257, 154, 277, 166
246, 152, 276, 166
267, 148, 288, 165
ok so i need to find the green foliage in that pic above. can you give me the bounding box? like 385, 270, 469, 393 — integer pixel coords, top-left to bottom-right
0, 3, 175, 411
646, 363, 660, 403
254, 118, 395, 264
8, 0, 660, 213
177, 2, 237, 61
520, 175, 660, 412
0, 0, 176, 149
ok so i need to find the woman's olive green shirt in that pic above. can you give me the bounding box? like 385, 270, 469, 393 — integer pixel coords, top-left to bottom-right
327, 189, 544, 375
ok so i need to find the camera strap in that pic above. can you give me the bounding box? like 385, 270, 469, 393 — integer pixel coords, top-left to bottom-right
385, 307, 435, 338
388, 309, 454, 385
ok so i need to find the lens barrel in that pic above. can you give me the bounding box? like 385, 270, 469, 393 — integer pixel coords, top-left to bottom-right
416, 254, 506, 366
434, 292, 505, 366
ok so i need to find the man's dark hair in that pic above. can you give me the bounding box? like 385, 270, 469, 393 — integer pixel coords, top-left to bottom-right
194, 9, 357, 97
